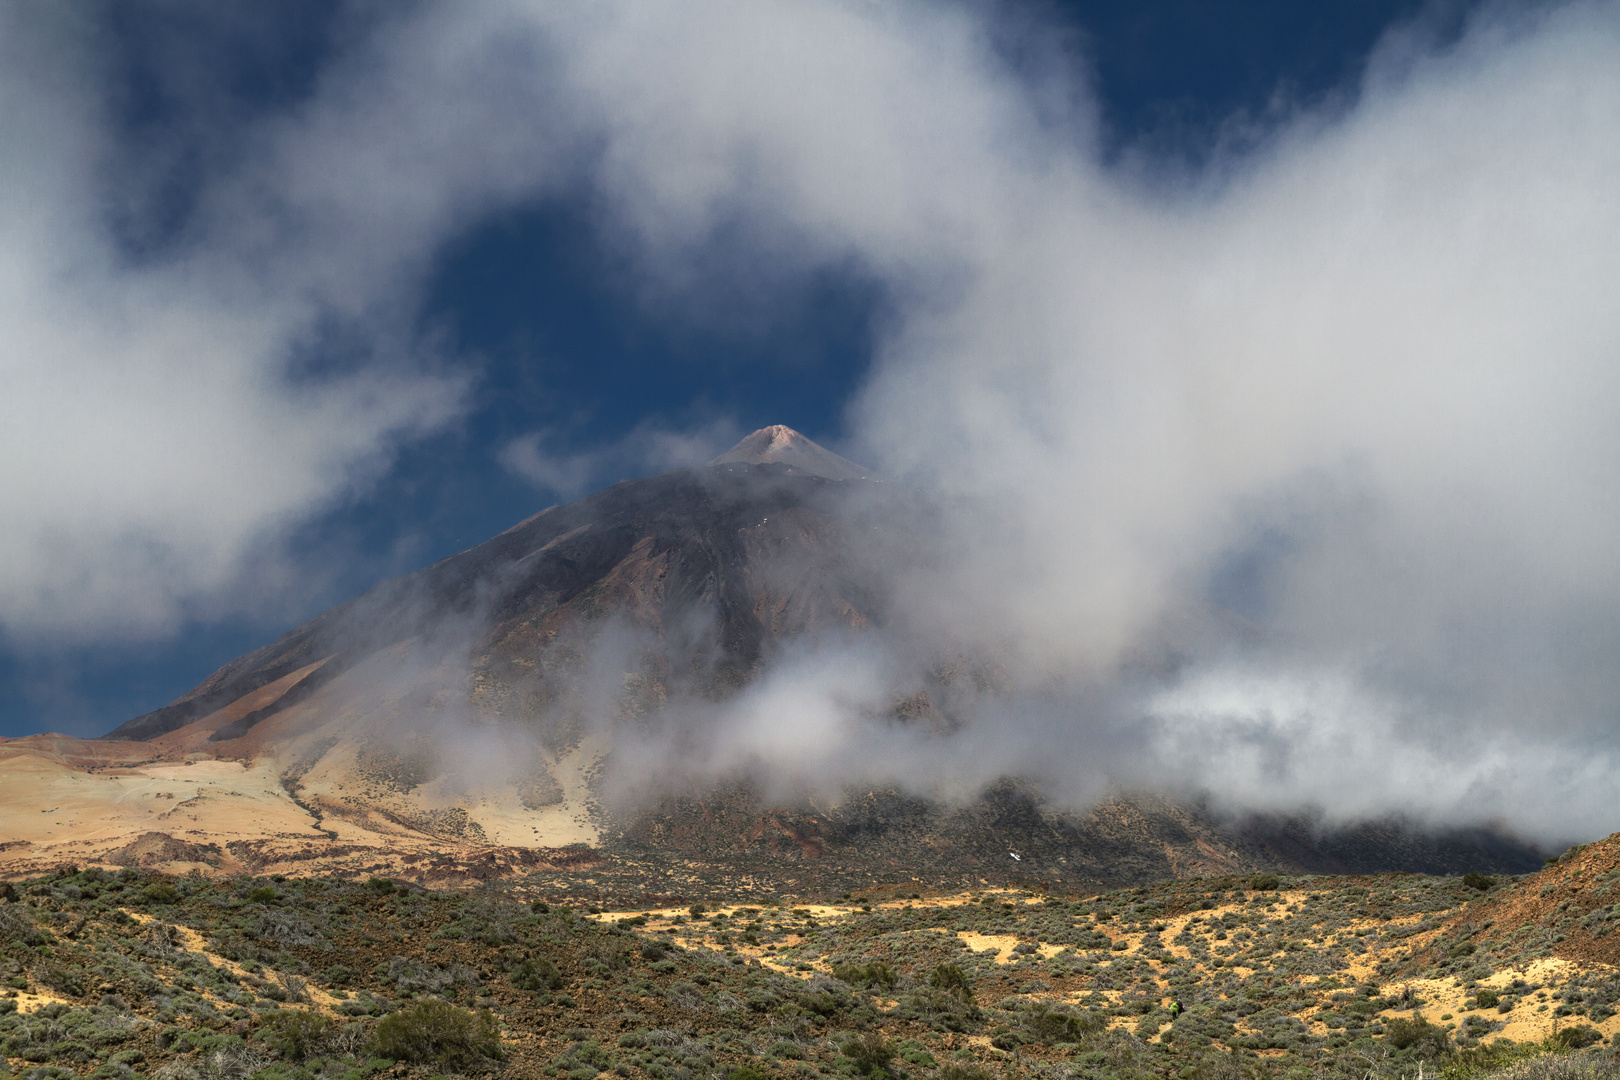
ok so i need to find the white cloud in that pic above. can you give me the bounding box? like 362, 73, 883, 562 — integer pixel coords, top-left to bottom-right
500, 418, 744, 500
0, 7, 480, 640
508, 0, 1620, 837
1138, 664, 1620, 842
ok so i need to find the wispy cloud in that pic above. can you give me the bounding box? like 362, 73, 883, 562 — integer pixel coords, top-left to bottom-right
499, 418, 743, 501
0, 6, 478, 640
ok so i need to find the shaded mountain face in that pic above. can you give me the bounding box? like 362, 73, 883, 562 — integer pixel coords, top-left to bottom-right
59, 427, 1544, 890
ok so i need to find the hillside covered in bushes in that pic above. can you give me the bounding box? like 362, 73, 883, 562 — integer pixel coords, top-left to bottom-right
2, 845, 1619, 1080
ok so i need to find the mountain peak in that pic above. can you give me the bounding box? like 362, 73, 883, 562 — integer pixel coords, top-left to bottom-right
708, 425, 872, 480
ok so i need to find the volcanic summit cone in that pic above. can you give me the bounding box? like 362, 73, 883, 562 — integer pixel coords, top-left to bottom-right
708, 424, 873, 480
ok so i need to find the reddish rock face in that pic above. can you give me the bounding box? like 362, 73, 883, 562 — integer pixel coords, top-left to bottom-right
105, 831, 220, 869
1423, 833, 1620, 969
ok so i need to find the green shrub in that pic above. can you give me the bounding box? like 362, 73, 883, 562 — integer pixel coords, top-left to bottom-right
1386, 1015, 1451, 1059
1487, 1050, 1620, 1080
1462, 873, 1495, 892
1483, 1049, 1620, 1080
1249, 874, 1281, 892
371, 999, 502, 1067
36, 964, 86, 997
553, 1037, 613, 1072
938, 1065, 993, 1080
729, 1066, 771, 1080
840, 1030, 894, 1077
1547, 1025, 1602, 1050
897, 987, 982, 1033
891, 1039, 936, 1068
832, 961, 896, 989
140, 883, 178, 905
258, 1010, 336, 1062
1475, 988, 1501, 1009
247, 886, 278, 905
1441, 1038, 1543, 1080
0, 904, 41, 946
512, 957, 563, 992
929, 963, 972, 1001
366, 877, 396, 894
1024, 1005, 1106, 1044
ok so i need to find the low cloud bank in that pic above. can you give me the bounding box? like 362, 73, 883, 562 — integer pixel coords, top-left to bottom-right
547, 0, 1620, 842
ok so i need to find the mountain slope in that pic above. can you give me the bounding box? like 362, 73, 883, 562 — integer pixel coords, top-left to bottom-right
1417, 831, 1620, 971
107, 441, 908, 744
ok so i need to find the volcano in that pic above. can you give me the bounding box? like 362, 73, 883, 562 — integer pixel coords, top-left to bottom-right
104, 428, 905, 746
0, 428, 1544, 890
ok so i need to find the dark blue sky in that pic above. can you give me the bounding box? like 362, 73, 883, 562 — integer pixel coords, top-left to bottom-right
0, 0, 1471, 739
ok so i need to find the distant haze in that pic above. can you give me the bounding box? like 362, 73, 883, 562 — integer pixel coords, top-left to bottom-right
2, 2, 1617, 843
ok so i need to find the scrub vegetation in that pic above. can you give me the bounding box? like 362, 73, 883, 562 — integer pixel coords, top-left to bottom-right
1, 858, 1617, 1080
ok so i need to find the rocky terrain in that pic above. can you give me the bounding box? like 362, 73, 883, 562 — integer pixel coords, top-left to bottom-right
1, 833, 1617, 1080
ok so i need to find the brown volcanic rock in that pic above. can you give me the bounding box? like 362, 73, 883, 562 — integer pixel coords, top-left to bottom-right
1234, 813, 1547, 877
1419, 830, 1620, 970
613, 782, 1543, 895
104, 831, 221, 869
